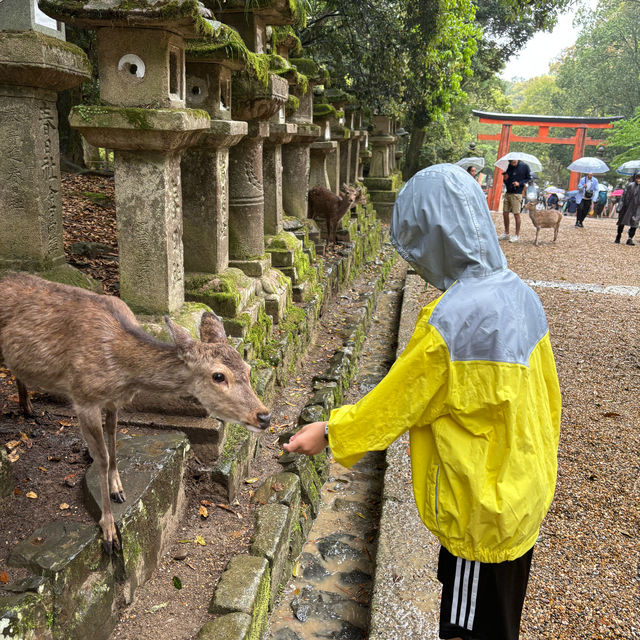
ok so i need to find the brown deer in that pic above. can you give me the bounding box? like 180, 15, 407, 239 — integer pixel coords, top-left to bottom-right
524, 202, 563, 246
0, 273, 271, 554
308, 183, 362, 243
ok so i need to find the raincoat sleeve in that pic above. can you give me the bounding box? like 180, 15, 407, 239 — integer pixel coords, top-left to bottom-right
327, 305, 449, 468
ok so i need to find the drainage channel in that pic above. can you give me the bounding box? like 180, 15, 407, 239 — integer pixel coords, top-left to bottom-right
265, 263, 408, 640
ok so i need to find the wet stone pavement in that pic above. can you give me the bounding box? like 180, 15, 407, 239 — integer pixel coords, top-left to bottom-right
265, 267, 406, 640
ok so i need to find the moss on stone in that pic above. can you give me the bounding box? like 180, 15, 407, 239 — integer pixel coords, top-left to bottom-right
313, 102, 339, 119
241, 306, 272, 358
285, 93, 300, 117
271, 25, 302, 56
289, 57, 328, 83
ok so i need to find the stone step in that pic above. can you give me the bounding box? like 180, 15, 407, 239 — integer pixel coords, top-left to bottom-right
1, 432, 189, 640
368, 273, 440, 639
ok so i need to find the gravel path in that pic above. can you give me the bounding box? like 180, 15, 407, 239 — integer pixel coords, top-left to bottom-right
495, 213, 639, 639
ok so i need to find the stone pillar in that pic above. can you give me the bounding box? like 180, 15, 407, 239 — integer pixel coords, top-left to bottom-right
71, 109, 209, 313
282, 66, 321, 219
0, 30, 90, 273
182, 55, 248, 274
358, 130, 370, 181
228, 72, 288, 261
349, 109, 363, 183
309, 114, 336, 190
264, 120, 297, 234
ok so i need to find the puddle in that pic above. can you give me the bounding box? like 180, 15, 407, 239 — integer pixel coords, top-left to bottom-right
266, 265, 407, 640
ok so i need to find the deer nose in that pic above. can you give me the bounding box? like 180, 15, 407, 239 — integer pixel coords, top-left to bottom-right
257, 412, 271, 430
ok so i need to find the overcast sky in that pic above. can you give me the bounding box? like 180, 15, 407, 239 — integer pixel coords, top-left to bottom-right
500, 7, 580, 81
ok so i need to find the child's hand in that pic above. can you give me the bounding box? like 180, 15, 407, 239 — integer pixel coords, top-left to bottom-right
283, 421, 328, 456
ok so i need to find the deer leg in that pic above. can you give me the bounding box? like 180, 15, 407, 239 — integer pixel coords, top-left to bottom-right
16, 379, 33, 416
77, 405, 120, 555
328, 218, 336, 244
535, 229, 540, 246
105, 408, 125, 504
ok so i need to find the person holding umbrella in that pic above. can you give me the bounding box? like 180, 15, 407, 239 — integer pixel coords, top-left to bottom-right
614, 172, 640, 245
575, 173, 598, 227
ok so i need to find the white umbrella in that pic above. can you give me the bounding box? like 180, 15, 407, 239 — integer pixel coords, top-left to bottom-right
456, 157, 485, 170
495, 152, 543, 173
567, 156, 609, 174
544, 186, 565, 194
616, 160, 640, 175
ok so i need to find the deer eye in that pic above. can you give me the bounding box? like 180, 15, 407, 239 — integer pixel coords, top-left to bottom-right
212, 373, 226, 383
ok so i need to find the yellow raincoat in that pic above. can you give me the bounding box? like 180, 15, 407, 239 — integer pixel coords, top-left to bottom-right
327, 164, 561, 563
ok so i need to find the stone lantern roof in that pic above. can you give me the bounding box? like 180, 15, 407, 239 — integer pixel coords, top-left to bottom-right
203, 0, 306, 25
38, 0, 217, 37
186, 22, 253, 70
289, 57, 328, 86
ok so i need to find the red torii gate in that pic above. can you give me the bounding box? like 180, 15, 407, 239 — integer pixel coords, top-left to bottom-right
473, 110, 623, 212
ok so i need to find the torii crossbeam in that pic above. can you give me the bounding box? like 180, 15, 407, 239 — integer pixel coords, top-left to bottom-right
472, 110, 623, 211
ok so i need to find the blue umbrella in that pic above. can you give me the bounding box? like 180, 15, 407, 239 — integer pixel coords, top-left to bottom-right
567, 157, 609, 174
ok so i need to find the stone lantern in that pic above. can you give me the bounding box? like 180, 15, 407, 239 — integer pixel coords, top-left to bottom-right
283, 56, 323, 219
181, 25, 250, 276
40, 0, 215, 314
0, 3, 90, 279
325, 87, 352, 193
363, 115, 400, 222
310, 90, 338, 191
348, 105, 364, 184
210, 0, 293, 322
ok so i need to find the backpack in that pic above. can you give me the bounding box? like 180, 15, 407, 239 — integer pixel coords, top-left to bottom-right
597, 190, 607, 205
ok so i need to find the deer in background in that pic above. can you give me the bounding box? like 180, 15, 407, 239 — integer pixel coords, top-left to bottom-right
308, 183, 363, 244
0, 273, 271, 554
524, 202, 563, 246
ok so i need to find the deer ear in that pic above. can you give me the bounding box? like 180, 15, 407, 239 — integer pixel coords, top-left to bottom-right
165, 317, 195, 354
342, 183, 349, 192
199, 312, 227, 344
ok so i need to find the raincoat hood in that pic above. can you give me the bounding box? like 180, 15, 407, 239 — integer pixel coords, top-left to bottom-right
390, 163, 507, 291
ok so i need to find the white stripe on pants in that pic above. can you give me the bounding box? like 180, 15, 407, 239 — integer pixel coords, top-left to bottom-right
450, 558, 480, 630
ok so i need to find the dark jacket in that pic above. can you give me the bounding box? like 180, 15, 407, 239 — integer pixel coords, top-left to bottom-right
617, 181, 640, 228
503, 162, 532, 194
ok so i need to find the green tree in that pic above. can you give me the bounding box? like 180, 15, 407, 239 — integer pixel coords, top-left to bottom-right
555, 0, 640, 118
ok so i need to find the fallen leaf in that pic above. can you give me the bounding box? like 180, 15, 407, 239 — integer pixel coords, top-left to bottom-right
19, 433, 28, 442
57, 420, 73, 427
38, 466, 47, 473
0, 571, 9, 584
0, 372, 7, 378
5, 440, 20, 451
177, 539, 192, 544
272, 482, 283, 492
244, 477, 259, 484
147, 602, 168, 614
199, 505, 208, 519
194, 536, 206, 546
292, 562, 301, 577
26, 491, 38, 499
13, 488, 23, 495
47, 456, 61, 462
172, 576, 182, 590
8, 451, 19, 463
59, 503, 70, 510
356, 512, 366, 519
200, 499, 213, 507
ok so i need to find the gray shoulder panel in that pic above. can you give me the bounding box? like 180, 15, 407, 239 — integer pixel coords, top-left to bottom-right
428, 270, 548, 365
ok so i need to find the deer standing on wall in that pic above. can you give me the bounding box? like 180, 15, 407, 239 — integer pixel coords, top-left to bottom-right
308, 183, 362, 244
0, 273, 271, 554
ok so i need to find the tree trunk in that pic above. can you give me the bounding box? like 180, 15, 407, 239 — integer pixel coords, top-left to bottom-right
57, 87, 86, 170
402, 126, 427, 180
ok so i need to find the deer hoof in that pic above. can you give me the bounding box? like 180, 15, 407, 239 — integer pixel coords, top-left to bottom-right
111, 490, 126, 503
102, 539, 114, 555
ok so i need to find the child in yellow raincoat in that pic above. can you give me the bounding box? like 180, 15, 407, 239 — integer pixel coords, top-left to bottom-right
284, 163, 561, 640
